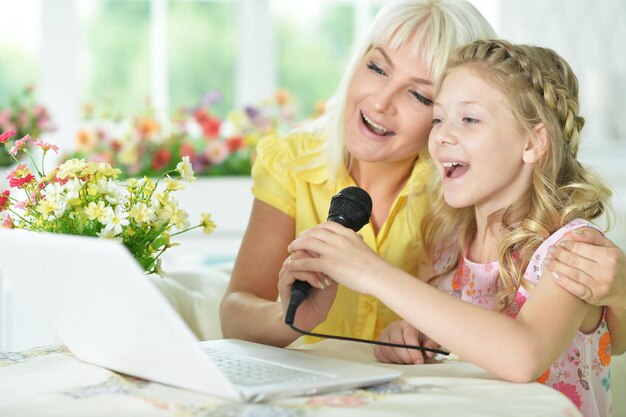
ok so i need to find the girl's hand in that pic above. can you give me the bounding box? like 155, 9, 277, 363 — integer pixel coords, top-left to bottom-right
283, 221, 392, 295
544, 228, 626, 309
278, 249, 338, 331
374, 320, 441, 364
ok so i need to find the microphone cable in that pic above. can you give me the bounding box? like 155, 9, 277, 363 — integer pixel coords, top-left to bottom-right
285, 307, 449, 357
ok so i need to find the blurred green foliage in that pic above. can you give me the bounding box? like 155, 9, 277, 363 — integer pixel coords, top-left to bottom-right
1, 0, 356, 120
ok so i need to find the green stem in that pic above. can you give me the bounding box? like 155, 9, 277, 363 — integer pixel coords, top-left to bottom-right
170, 223, 201, 236
25, 150, 44, 177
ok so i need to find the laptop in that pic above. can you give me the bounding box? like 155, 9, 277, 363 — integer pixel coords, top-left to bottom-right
0, 229, 400, 402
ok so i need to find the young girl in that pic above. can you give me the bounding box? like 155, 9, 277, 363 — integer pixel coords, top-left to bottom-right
280, 39, 613, 417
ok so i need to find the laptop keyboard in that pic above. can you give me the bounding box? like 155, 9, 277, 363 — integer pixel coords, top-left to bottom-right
203, 347, 327, 387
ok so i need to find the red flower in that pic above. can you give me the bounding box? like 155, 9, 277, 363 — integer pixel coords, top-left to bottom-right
0, 190, 10, 210
6, 163, 36, 188
179, 142, 194, 158
9, 173, 35, 188
151, 148, 172, 172
194, 108, 221, 139
226, 135, 245, 152
552, 381, 582, 409
0, 129, 16, 144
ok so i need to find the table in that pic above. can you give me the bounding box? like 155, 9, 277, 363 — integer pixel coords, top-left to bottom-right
0, 339, 581, 417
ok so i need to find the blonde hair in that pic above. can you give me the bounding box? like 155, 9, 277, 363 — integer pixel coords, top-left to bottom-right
299, 0, 495, 183
422, 39, 613, 309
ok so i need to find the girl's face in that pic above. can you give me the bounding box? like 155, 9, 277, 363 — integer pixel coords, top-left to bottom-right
429, 68, 534, 216
344, 41, 435, 169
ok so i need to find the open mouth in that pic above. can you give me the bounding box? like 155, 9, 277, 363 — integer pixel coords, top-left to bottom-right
442, 161, 469, 178
361, 112, 395, 136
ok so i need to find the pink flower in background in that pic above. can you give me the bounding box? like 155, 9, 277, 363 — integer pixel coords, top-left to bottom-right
0, 86, 56, 167
2, 214, 13, 229
34, 139, 59, 153
0, 129, 15, 144
10, 135, 30, 155
204, 140, 229, 164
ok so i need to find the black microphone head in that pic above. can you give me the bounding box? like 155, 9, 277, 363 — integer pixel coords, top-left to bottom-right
327, 186, 372, 232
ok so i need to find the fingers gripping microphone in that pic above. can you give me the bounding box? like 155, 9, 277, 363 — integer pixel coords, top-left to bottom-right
283, 186, 450, 357
285, 186, 372, 325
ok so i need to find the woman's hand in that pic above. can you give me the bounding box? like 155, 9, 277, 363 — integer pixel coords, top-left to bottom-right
278, 249, 338, 331
544, 228, 626, 309
374, 320, 441, 364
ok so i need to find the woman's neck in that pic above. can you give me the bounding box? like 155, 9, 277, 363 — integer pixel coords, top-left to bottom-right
350, 158, 415, 233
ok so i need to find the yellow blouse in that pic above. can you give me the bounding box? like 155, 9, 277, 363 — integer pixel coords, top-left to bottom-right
251, 132, 433, 343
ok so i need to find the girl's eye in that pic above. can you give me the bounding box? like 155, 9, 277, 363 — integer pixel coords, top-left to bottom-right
463, 117, 479, 124
431, 118, 442, 126
366, 61, 386, 76
410, 90, 433, 106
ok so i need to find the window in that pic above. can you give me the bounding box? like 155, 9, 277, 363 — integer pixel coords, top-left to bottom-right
272, 1, 355, 116
169, 1, 236, 116
0, 1, 39, 104
78, 0, 151, 115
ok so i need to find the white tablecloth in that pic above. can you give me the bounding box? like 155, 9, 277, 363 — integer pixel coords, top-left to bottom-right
0, 340, 582, 417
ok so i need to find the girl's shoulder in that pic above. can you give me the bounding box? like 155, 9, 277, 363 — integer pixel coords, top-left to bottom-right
524, 219, 602, 283
541, 219, 601, 250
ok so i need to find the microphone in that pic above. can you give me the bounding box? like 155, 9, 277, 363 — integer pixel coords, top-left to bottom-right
285, 186, 372, 325
283, 186, 450, 357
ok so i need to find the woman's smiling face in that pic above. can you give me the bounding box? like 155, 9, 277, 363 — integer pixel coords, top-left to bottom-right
343, 40, 435, 168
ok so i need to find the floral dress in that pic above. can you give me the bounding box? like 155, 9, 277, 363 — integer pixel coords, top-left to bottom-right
434, 219, 612, 417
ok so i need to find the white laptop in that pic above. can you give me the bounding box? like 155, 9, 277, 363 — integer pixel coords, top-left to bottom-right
0, 229, 400, 402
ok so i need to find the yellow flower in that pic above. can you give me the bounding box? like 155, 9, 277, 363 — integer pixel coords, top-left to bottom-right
128, 202, 154, 224
176, 156, 196, 183
201, 212, 216, 235
83, 161, 121, 179
153, 191, 172, 209
153, 258, 167, 278
171, 207, 190, 230
57, 159, 87, 179
164, 175, 186, 191
36, 199, 58, 217
84, 201, 109, 222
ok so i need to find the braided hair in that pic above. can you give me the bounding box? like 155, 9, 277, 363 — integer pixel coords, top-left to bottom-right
422, 39, 613, 309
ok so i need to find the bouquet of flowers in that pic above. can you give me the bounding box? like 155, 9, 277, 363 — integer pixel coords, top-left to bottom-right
0, 130, 216, 276
66, 90, 299, 178
0, 85, 55, 167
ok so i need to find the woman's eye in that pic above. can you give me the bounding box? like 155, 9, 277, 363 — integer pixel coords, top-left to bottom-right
431, 118, 442, 126
462, 117, 479, 124
366, 61, 386, 76
411, 90, 433, 106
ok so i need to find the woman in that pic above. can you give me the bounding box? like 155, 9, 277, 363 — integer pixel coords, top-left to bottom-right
219, 0, 625, 356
